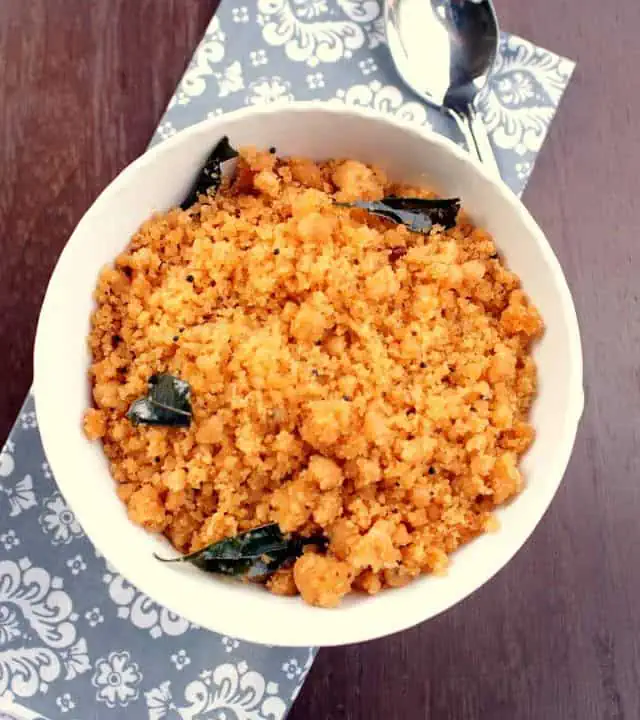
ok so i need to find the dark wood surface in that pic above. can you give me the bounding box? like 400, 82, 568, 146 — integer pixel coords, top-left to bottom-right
1, 1, 639, 718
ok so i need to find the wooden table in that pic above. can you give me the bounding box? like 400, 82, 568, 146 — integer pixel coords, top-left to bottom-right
2, 1, 638, 718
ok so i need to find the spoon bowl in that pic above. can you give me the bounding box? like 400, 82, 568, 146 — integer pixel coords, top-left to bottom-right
385, 0, 501, 174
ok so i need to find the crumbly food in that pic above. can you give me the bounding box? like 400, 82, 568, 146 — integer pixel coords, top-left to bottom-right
84, 147, 543, 607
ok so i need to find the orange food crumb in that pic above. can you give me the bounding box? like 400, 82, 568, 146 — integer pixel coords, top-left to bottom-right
293, 553, 353, 608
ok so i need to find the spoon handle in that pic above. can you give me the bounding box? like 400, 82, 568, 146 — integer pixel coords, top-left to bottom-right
450, 105, 501, 179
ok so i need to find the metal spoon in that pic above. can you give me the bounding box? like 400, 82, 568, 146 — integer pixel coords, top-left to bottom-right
385, 0, 501, 176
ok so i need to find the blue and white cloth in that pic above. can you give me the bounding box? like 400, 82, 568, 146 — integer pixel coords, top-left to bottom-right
0, 2, 574, 718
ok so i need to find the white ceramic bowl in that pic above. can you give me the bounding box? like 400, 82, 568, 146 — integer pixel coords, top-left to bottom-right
34, 103, 583, 647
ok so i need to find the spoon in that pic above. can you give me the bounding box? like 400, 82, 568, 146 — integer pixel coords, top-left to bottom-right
385, 0, 501, 176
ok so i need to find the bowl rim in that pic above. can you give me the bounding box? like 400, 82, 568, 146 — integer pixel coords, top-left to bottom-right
34, 101, 584, 647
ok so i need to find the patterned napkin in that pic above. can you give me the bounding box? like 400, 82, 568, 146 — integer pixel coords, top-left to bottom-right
0, 2, 574, 719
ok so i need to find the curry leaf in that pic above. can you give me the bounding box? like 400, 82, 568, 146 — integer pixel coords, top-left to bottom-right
155, 523, 328, 582
127, 374, 192, 427
337, 196, 460, 233
181, 136, 239, 210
